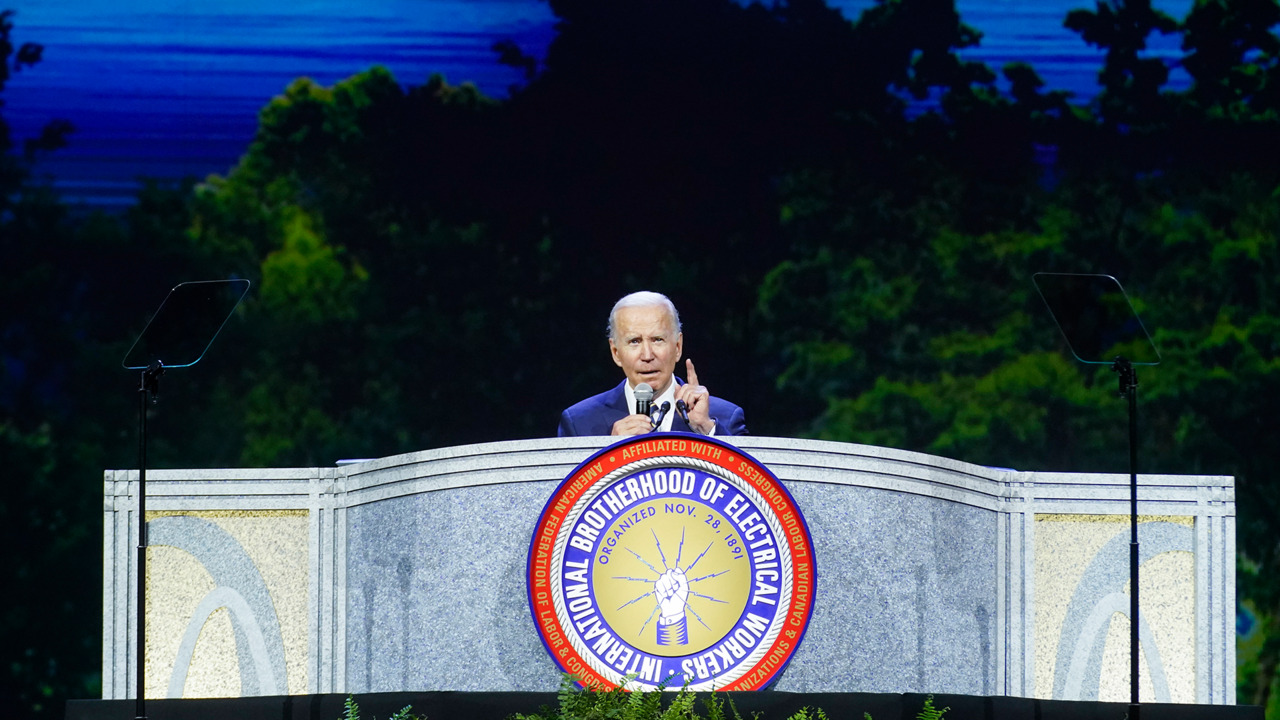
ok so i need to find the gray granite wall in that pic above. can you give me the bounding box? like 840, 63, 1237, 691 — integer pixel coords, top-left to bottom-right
345, 483, 562, 692
781, 484, 998, 694
103, 436, 1235, 703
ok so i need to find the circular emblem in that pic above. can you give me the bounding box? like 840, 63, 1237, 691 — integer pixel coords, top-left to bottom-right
527, 433, 815, 691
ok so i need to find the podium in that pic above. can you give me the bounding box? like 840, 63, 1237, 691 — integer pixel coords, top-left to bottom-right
99, 436, 1236, 705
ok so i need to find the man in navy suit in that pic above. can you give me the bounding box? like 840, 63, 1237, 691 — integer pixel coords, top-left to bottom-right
558, 291, 747, 437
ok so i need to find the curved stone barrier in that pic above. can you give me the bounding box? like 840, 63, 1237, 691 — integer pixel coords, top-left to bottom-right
102, 436, 1234, 703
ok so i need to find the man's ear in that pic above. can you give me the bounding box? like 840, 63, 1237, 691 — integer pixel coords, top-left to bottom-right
609, 339, 623, 368
675, 333, 684, 363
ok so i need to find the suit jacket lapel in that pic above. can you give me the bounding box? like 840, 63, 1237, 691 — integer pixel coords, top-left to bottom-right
606, 380, 630, 415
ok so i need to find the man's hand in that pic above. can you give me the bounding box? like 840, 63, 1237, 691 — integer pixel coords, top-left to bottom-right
611, 413, 653, 436
675, 359, 714, 434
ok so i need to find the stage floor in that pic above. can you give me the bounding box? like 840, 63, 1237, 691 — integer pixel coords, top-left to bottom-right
67, 691, 1263, 720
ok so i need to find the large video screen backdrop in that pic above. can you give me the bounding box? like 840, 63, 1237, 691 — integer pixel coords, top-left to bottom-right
5, 0, 1279, 717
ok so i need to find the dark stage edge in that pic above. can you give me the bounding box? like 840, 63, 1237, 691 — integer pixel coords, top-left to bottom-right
67, 691, 1263, 720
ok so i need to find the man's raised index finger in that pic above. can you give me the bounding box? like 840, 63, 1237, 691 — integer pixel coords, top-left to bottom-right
685, 359, 699, 387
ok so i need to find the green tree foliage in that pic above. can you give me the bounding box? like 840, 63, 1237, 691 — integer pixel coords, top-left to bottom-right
1181, 0, 1280, 113
172, 0, 999, 465
1065, 0, 1179, 126
183, 70, 555, 463
1, 11, 109, 718
501, 0, 1002, 401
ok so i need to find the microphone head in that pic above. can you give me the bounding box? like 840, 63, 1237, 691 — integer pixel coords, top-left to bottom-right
634, 383, 654, 403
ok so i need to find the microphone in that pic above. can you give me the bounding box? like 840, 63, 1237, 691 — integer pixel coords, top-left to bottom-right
651, 401, 671, 429
635, 383, 653, 416
675, 399, 690, 424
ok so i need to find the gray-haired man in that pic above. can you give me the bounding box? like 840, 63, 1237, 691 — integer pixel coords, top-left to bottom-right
557, 291, 747, 437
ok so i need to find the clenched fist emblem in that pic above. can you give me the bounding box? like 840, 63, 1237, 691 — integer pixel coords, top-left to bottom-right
654, 568, 690, 645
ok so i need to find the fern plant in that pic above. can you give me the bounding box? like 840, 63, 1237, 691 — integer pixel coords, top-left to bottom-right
344, 674, 849, 720
505, 673, 844, 720
700, 691, 753, 720
341, 695, 425, 720
917, 695, 949, 720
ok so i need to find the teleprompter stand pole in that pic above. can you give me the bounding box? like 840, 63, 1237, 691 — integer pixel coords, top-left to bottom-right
1033, 272, 1159, 715
121, 278, 249, 720
135, 362, 163, 720
1112, 356, 1140, 720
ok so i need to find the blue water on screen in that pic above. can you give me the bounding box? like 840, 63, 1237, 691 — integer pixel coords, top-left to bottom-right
3, 0, 1194, 208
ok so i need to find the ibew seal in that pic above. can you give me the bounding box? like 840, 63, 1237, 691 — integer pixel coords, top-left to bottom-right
527, 433, 815, 691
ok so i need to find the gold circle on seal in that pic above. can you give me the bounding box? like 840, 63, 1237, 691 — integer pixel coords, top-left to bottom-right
591, 496, 751, 656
